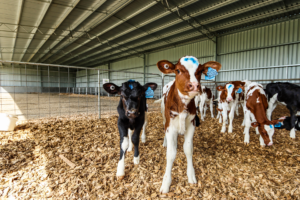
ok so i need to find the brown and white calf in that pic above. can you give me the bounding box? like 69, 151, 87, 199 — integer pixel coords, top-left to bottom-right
216, 81, 246, 133
156, 56, 221, 193
241, 82, 281, 146
195, 86, 214, 121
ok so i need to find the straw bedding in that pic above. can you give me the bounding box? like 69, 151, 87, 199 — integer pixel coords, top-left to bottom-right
0, 105, 300, 199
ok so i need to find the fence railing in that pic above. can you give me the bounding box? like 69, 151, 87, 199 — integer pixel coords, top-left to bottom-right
0, 60, 162, 121
1, 60, 300, 122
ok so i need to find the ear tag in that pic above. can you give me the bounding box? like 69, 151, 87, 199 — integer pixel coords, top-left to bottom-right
128, 79, 135, 90
205, 67, 218, 80
237, 88, 243, 94
274, 123, 282, 128
269, 125, 273, 128
110, 85, 115, 90
164, 64, 169, 69
145, 87, 154, 98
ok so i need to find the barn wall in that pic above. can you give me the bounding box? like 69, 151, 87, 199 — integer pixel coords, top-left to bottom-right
0, 63, 76, 93
86, 18, 300, 86
217, 18, 300, 83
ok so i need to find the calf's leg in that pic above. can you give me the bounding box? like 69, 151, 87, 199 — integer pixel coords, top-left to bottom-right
184, 121, 197, 184
199, 101, 205, 121
141, 112, 147, 143
228, 105, 236, 133
132, 125, 143, 164
116, 125, 129, 180
221, 104, 228, 133
289, 106, 298, 139
210, 99, 214, 118
243, 111, 251, 144
160, 127, 178, 193
266, 93, 278, 120
127, 128, 134, 152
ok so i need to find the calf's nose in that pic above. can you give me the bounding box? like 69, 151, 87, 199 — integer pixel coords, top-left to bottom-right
128, 109, 137, 113
188, 82, 200, 91
227, 97, 233, 102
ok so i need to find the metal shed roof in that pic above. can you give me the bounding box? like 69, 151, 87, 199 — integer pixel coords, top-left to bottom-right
0, 0, 300, 67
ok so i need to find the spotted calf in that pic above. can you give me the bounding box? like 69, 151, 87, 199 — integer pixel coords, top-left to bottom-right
216, 81, 246, 133
241, 82, 281, 146
103, 81, 157, 180
266, 82, 300, 138
195, 86, 214, 121
156, 56, 221, 193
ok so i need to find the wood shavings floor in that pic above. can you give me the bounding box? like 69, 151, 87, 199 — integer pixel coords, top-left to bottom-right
0, 105, 300, 199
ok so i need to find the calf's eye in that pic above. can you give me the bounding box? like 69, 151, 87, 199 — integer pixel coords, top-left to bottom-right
176, 69, 180, 74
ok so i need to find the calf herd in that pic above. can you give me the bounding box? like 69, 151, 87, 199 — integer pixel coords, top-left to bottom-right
103, 56, 300, 194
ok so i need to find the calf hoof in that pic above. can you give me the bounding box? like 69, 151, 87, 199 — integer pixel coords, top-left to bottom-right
133, 156, 140, 164
160, 183, 171, 194
267, 142, 273, 146
141, 137, 146, 143
244, 142, 249, 146
117, 176, 125, 181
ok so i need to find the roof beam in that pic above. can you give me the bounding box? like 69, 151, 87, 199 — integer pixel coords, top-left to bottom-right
62, 0, 238, 65
11, 0, 25, 60
31, 0, 117, 63
156, 0, 214, 42
71, 0, 287, 66
23, 0, 81, 62
18, 0, 53, 61
37, 0, 134, 64
82, 4, 300, 67
57, 0, 214, 65
209, 3, 300, 32
44, 1, 159, 64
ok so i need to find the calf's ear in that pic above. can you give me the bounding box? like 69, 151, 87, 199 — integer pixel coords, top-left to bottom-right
216, 85, 225, 91
270, 119, 283, 124
103, 83, 120, 94
200, 61, 222, 76
143, 82, 158, 91
157, 60, 176, 74
235, 86, 244, 93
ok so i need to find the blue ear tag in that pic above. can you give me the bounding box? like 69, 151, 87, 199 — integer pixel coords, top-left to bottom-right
205, 67, 218, 80
237, 88, 243, 94
269, 125, 273, 128
128, 79, 135, 90
274, 123, 282, 128
145, 87, 154, 98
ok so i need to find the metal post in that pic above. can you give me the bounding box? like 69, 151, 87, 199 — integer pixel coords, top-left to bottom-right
25, 64, 28, 119
37, 65, 40, 118
214, 36, 218, 115
143, 54, 146, 84
58, 67, 61, 117
161, 73, 164, 98
98, 70, 101, 119
48, 66, 50, 117
286, 66, 288, 79
86, 69, 88, 95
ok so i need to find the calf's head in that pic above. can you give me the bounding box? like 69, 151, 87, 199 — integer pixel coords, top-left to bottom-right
157, 56, 221, 98
251, 120, 282, 146
103, 81, 157, 118
217, 82, 244, 102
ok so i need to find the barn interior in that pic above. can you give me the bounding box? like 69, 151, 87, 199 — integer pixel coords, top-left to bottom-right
1, 0, 300, 199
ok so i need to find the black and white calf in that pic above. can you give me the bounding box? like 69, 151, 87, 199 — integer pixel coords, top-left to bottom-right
266, 82, 300, 138
274, 116, 300, 131
103, 81, 157, 180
